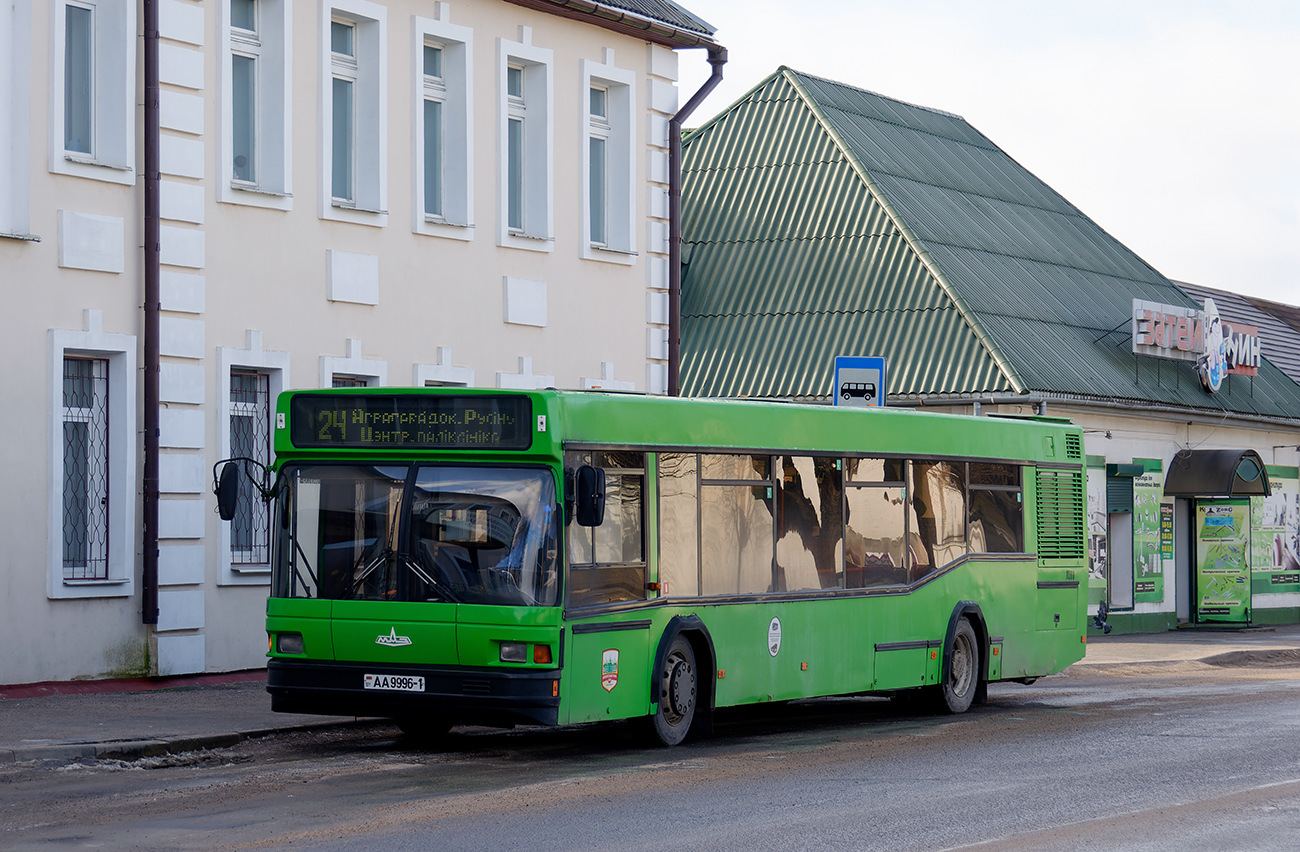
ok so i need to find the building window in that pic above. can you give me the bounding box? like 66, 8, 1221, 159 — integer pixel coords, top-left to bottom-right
218, 338, 288, 584
497, 33, 552, 250
50, 0, 135, 184
423, 45, 443, 217
330, 20, 355, 202
0, 0, 33, 237
580, 56, 635, 262
62, 357, 109, 580
320, 0, 387, 225
332, 374, 370, 388
63, 3, 93, 155
220, 0, 291, 209
412, 14, 472, 239
588, 86, 608, 246
230, 371, 271, 566
49, 314, 136, 599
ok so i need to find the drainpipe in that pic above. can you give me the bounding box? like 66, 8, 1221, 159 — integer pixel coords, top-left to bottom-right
667, 46, 726, 397
142, 0, 160, 625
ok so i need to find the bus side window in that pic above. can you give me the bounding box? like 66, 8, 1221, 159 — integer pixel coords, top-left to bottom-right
776, 456, 842, 592
969, 463, 1023, 553
909, 461, 967, 579
566, 451, 645, 607
842, 457, 906, 588
658, 453, 700, 597
700, 454, 775, 596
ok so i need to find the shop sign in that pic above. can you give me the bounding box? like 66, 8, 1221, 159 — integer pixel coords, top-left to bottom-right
1131, 298, 1260, 393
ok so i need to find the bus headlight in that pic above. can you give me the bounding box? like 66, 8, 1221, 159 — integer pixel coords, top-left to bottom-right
500, 642, 528, 663
276, 633, 304, 654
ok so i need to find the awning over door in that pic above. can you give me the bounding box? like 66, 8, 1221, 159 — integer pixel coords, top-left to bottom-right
1163, 449, 1271, 498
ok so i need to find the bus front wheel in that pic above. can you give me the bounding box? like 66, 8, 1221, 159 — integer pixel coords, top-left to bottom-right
650, 636, 697, 746
938, 619, 979, 714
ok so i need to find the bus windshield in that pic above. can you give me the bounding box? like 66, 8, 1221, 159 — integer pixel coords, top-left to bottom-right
272, 464, 559, 606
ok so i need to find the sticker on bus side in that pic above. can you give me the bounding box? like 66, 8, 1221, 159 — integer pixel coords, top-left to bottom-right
768, 618, 782, 657
602, 649, 619, 691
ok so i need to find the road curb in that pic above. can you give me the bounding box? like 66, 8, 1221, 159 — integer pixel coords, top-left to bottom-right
1, 718, 388, 765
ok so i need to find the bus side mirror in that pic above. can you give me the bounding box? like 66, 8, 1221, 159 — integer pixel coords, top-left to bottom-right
216, 463, 240, 521
575, 465, 605, 527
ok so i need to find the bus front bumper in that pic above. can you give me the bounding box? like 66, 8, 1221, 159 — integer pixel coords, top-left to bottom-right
266, 658, 561, 727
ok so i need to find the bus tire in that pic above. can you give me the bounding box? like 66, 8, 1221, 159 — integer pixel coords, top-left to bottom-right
650, 636, 697, 746
939, 619, 979, 714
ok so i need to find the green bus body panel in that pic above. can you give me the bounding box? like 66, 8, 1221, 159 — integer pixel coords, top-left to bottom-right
552, 554, 1084, 722
267, 598, 563, 672
564, 619, 654, 724
266, 388, 1087, 727
267, 597, 334, 660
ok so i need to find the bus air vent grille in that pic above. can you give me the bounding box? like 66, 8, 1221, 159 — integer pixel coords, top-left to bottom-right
462, 679, 492, 696
1064, 433, 1083, 459
1035, 468, 1086, 561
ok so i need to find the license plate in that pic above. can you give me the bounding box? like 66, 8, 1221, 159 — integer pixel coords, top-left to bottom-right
363, 673, 425, 692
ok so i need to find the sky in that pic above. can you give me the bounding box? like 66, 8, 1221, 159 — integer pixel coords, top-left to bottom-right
677, 0, 1299, 305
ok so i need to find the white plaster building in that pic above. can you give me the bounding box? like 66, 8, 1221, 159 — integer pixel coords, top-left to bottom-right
0, 0, 721, 683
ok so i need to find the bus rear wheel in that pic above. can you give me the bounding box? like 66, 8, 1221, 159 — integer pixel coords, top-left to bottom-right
650, 636, 697, 746
938, 619, 979, 714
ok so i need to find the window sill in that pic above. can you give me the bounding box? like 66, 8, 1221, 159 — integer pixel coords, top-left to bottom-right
501, 229, 554, 253
64, 154, 133, 172
0, 232, 41, 243
582, 243, 638, 266
232, 183, 292, 199
231, 565, 271, 575
63, 578, 130, 586
332, 200, 388, 215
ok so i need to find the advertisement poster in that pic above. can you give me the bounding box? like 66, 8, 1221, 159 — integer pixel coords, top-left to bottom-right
1132, 470, 1164, 603
1196, 500, 1251, 623
1086, 468, 1107, 606
1250, 473, 1300, 594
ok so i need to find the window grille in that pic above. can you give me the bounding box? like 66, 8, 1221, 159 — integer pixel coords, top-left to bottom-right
230, 370, 271, 565
62, 357, 109, 579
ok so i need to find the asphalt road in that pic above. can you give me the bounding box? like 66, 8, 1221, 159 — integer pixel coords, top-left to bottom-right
4, 660, 1300, 851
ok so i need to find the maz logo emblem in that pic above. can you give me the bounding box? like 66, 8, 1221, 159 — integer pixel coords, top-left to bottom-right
376, 628, 412, 647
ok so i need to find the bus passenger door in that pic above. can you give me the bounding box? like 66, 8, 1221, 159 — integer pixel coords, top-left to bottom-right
565, 622, 651, 724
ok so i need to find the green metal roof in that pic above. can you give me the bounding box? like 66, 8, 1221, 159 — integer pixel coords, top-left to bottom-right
680, 67, 1300, 420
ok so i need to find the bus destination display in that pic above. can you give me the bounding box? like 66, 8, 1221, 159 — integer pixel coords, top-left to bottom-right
290, 395, 532, 450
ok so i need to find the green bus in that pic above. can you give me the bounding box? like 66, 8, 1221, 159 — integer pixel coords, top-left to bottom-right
216, 388, 1087, 746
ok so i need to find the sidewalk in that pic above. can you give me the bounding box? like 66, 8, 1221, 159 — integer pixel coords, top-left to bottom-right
4, 624, 1300, 764
0, 671, 361, 764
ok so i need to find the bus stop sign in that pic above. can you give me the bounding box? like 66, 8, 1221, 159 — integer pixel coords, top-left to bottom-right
833, 356, 886, 407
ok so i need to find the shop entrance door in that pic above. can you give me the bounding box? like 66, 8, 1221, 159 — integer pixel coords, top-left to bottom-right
1194, 499, 1251, 623
1108, 512, 1134, 610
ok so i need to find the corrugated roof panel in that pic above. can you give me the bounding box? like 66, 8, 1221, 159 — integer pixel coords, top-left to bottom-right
588, 0, 715, 36
680, 66, 1300, 421
683, 308, 1009, 399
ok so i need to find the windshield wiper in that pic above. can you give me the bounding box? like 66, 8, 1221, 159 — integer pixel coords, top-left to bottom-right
348, 547, 462, 603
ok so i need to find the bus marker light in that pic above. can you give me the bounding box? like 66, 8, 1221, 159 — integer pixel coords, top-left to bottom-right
931, 651, 938, 660
718, 669, 725, 679
992, 647, 999, 655
800, 662, 808, 671
1082, 636, 1088, 643
533, 644, 552, 664
500, 642, 528, 663
552, 680, 558, 697
268, 635, 273, 653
